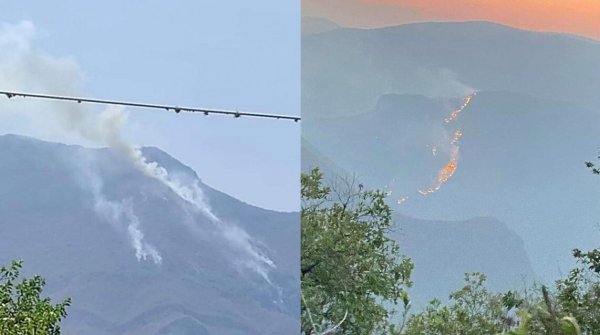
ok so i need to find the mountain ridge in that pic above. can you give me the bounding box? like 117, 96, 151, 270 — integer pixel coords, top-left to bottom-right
300, 139, 537, 307
310, 20, 600, 45
0, 133, 299, 335
303, 20, 600, 119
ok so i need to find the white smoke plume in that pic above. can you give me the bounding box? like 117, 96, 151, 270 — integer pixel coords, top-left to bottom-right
393, 67, 475, 99
89, 110, 276, 279
0, 20, 276, 281
221, 223, 276, 283
95, 195, 163, 265
77, 153, 163, 265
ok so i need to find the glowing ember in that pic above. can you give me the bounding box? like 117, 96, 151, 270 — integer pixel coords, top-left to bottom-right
438, 158, 458, 183
444, 94, 474, 124
451, 130, 462, 144
419, 92, 475, 196
418, 156, 458, 195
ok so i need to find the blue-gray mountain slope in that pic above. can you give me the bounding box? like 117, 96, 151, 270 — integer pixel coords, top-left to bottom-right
0, 134, 299, 335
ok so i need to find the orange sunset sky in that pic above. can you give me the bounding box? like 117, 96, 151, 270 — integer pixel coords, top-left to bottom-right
303, 0, 600, 40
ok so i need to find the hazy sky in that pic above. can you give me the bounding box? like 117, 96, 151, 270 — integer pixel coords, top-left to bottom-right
0, 1, 300, 211
303, 0, 600, 40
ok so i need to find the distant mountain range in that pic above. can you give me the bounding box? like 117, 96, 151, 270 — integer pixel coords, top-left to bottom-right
302, 20, 600, 303
303, 137, 537, 308
0, 134, 299, 335
303, 21, 600, 120
301, 16, 340, 36
395, 214, 536, 309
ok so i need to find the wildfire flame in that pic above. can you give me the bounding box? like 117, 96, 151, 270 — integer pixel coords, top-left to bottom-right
418, 153, 459, 195
451, 130, 462, 145
419, 93, 475, 196
444, 93, 474, 124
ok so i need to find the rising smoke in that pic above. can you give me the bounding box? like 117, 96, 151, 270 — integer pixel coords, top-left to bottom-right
0, 20, 276, 282
94, 191, 164, 264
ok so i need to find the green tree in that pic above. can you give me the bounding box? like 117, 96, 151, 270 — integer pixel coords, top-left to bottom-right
401, 153, 599, 335
553, 249, 600, 334
0, 260, 71, 334
402, 273, 511, 335
301, 168, 413, 334
401, 274, 582, 335
557, 153, 600, 333
513, 285, 581, 335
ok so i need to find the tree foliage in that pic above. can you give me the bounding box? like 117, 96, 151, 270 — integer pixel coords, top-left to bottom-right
400, 153, 598, 335
301, 168, 413, 334
401, 273, 584, 335
0, 260, 71, 335
300, 153, 599, 334
402, 273, 510, 335
553, 249, 600, 334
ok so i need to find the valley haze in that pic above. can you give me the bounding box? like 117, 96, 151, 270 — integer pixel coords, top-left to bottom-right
302, 19, 600, 306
